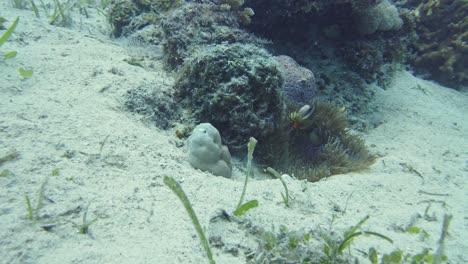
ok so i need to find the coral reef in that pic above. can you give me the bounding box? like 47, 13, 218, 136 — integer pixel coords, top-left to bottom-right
341, 40, 385, 80
243, 0, 407, 109
340, 33, 408, 84
153, 0, 185, 12
405, 0, 468, 88
160, 2, 266, 69
107, 0, 186, 37
108, 0, 141, 37
114, 0, 378, 180
244, 0, 393, 34
174, 43, 288, 165
107, 0, 159, 37
217, 0, 244, 9
214, 0, 255, 25
352, 0, 403, 35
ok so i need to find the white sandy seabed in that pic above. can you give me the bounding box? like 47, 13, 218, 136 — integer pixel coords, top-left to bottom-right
0, 4, 467, 264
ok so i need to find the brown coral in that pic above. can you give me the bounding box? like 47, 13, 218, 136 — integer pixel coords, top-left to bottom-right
410, 0, 468, 88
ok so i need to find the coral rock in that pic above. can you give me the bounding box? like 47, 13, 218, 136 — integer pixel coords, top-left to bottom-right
175, 43, 288, 165
353, 0, 403, 35
275, 55, 317, 106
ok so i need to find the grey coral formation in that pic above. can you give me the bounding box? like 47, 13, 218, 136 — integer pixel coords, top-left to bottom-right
187, 123, 232, 178
353, 0, 403, 35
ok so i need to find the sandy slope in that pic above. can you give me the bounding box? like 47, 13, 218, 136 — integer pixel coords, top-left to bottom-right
1, 4, 467, 264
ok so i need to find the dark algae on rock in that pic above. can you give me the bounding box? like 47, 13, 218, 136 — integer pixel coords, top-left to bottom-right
174, 43, 289, 166
404, 0, 468, 88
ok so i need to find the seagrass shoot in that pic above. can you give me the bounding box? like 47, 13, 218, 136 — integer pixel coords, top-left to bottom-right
67, 203, 98, 234
267, 167, 289, 207
0, 16, 34, 77
0, 16, 19, 62
163, 176, 215, 264
24, 176, 49, 223
234, 137, 259, 216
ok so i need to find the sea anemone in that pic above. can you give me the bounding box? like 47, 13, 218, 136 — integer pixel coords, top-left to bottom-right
287, 101, 376, 182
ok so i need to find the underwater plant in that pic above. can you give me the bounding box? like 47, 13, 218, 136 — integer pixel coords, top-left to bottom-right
68, 203, 98, 235
0, 16, 35, 76
267, 167, 289, 207
368, 214, 452, 264
11, 0, 29, 9
287, 101, 376, 182
19, 67, 33, 78
250, 215, 393, 263
319, 215, 393, 263
10, 0, 75, 25
250, 225, 315, 263
163, 176, 215, 264
24, 176, 49, 223
234, 137, 259, 216
48, 0, 73, 26
0, 16, 19, 62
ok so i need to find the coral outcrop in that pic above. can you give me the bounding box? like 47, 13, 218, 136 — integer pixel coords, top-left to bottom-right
352, 0, 403, 35
108, 0, 142, 37
174, 43, 288, 165
406, 0, 468, 88
243, 0, 406, 107
245, 0, 401, 34
160, 2, 266, 69
107, 0, 184, 37
114, 0, 378, 180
